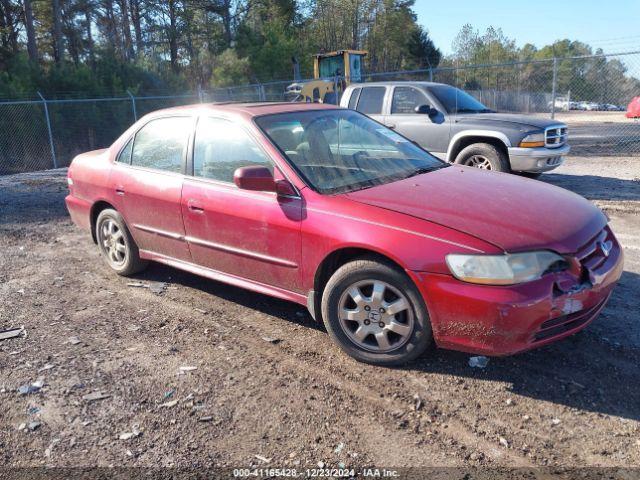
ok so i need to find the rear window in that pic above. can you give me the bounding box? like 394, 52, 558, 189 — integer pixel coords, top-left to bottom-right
116, 138, 133, 164
356, 87, 385, 114
348, 88, 361, 109
131, 117, 191, 173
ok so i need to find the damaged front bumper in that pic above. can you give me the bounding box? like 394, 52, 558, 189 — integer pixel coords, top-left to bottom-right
411, 228, 624, 356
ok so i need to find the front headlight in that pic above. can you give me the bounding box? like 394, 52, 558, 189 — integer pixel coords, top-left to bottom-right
445, 251, 567, 285
519, 131, 545, 148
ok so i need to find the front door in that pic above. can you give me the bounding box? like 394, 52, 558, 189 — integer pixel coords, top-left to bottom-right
385, 85, 451, 157
181, 116, 303, 292
110, 116, 193, 261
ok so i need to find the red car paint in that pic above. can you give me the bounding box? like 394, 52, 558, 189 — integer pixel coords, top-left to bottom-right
65, 102, 623, 356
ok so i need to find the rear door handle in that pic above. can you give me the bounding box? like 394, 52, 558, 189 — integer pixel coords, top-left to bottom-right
387, 124, 396, 129
187, 200, 204, 213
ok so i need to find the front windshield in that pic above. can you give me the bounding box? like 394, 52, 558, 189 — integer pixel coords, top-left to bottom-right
427, 84, 493, 114
255, 109, 446, 194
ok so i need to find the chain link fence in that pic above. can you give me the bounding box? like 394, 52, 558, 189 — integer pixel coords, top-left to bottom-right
1, 51, 639, 175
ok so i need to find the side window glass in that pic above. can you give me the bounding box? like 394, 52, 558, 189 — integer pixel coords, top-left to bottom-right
356, 87, 386, 114
116, 138, 133, 164
391, 87, 428, 114
193, 117, 273, 182
131, 117, 191, 173
348, 88, 361, 109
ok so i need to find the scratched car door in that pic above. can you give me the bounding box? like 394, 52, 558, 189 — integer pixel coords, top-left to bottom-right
181, 116, 303, 293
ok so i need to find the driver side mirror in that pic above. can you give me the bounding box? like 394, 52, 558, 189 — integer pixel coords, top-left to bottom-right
234, 166, 276, 192
233, 165, 297, 197
415, 104, 437, 117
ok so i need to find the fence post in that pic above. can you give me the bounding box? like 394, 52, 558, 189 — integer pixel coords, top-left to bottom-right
197, 85, 204, 103
126, 90, 137, 122
428, 68, 433, 82
37, 91, 57, 169
550, 57, 558, 119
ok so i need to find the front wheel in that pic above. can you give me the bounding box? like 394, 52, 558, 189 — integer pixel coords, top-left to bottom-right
454, 142, 510, 173
321, 257, 433, 366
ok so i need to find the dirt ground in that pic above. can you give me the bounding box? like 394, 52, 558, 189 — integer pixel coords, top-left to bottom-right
0, 156, 639, 476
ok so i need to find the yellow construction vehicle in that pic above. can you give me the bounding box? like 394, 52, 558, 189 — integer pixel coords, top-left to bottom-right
286, 49, 367, 103
313, 49, 367, 84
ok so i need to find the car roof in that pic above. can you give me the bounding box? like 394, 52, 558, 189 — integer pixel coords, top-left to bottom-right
346, 81, 449, 88
147, 101, 340, 119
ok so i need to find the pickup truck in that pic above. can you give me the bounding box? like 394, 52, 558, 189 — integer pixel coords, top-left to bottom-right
339, 81, 569, 175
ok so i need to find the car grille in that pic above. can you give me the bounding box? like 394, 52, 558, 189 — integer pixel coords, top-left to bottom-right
545, 126, 568, 148
575, 227, 616, 276
534, 296, 608, 342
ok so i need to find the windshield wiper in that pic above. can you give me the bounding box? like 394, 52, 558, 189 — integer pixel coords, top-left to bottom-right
404, 165, 446, 179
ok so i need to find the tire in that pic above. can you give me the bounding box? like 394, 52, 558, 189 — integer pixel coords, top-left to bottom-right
321, 257, 433, 366
96, 208, 148, 276
454, 142, 510, 173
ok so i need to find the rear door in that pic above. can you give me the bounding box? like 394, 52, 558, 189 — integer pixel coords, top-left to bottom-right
385, 85, 451, 156
353, 86, 387, 124
181, 116, 303, 292
110, 116, 193, 261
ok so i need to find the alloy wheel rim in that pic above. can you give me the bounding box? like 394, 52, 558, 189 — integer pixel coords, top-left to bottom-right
99, 219, 127, 266
465, 155, 492, 169
338, 280, 414, 353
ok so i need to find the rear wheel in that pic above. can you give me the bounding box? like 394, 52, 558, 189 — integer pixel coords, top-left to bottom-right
321, 257, 433, 366
96, 208, 148, 276
454, 142, 510, 173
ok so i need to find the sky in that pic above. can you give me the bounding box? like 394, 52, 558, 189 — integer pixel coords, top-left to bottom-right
414, 0, 640, 55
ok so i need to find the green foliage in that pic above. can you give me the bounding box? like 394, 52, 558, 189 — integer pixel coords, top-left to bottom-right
406, 26, 441, 70
447, 26, 639, 105
0, 0, 637, 104
0, 52, 188, 99
210, 49, 251, 87
0, 0, 440, 94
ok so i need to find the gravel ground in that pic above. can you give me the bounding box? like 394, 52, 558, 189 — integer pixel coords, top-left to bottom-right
0, 157, 639, 475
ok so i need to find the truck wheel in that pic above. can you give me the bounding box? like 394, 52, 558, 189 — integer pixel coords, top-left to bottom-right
96, 208, 148, 276
454, 143, 510, 173
321, 257, 433, 366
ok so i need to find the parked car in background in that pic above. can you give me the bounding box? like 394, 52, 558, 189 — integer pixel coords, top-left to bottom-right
66, 102, 622, 365
577, 101, 601, 111
626, 96, 640, 118
340, 81, 569, 176
548, 97, 571, 110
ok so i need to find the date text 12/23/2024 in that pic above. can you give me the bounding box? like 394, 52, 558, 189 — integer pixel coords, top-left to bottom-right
233, 467, 400, 478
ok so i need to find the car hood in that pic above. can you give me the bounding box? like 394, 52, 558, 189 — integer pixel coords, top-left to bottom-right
344, 166, 606, 254
454, 112, 563, 130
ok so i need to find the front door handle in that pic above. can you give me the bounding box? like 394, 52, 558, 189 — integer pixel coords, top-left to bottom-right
187, 200, 204, 213
387, 124, 396, 129
115, 187, 125, 196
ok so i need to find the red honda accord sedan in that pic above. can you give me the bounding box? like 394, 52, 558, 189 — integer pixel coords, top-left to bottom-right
65, 102, 623, 365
